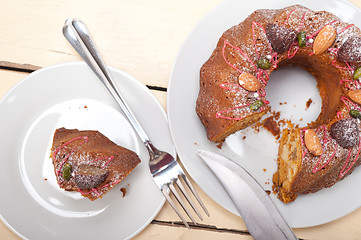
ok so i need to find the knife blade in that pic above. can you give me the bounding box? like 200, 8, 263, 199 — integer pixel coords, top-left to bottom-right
198, 150, 297, 240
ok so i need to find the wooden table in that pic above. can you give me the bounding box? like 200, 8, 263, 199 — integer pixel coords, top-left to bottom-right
2, 0, 361, 239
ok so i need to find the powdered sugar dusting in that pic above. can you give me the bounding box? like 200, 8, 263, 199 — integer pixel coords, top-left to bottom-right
337, 36, 361, 62
330, 118, 359, 148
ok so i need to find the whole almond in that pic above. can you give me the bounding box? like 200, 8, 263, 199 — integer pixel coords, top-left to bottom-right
349, 89, 361, 104
238, 72, 261, 92
313, 25, 337, 55
305, 129, 322, 156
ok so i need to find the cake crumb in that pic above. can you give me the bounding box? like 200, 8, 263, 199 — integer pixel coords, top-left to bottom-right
265, 190, 271, 195
273, 111, 281, 120
262, 116, 281, 139
120, 187, 127, 197
44, 178, 48, 181
306, 98, 313, 109
252, 120, 262, 133
242, 136, 247, 140
263, 168, 267, 172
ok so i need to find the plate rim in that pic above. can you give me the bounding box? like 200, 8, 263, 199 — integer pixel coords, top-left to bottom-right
0, 61, 170, 239
167, 0, 361, 228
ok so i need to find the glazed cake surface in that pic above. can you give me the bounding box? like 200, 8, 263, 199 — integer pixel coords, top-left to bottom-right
51, 127, 141, 201
196, 5, 361, 202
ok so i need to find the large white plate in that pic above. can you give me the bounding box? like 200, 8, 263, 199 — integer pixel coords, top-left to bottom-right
168, 0, 361, 228
0, 62, 175, 239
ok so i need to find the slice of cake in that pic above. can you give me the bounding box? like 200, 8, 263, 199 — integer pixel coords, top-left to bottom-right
50, 127, 141, 200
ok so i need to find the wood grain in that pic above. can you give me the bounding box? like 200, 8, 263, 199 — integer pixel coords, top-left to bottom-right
0, 61, 40, 72
0, 0, 221, 88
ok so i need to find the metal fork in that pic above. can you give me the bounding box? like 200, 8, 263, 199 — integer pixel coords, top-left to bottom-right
63, 19, 209, 228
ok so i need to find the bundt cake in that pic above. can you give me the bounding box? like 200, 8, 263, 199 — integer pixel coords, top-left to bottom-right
196, 5, 361, 203
50, 128, 141, 200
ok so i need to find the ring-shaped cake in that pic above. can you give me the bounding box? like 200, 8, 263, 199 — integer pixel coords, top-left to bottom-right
196, 5, 361, 203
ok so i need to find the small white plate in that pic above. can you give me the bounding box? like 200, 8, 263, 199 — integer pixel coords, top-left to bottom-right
168, 0, 361, 228
0, 62, 174, 239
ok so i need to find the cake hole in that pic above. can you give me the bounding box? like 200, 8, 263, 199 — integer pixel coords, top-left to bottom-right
265, 66, 322, 127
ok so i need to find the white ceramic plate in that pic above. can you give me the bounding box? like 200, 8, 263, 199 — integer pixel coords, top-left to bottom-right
168, 0, 361, 228
0, 62, 175, 239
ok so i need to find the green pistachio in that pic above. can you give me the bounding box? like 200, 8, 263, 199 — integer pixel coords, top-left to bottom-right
350, 109, 361, 119
257, 58, 271, 70
62, 164, 72, 181
297, 31, 307, 48
353, 66, 361, 80
250, 100, 264, 111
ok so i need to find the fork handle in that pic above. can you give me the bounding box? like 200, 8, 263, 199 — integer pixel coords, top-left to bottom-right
63, 19, 152, 148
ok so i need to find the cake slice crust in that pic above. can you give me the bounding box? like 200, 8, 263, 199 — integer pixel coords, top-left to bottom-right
50, 128, 141, 200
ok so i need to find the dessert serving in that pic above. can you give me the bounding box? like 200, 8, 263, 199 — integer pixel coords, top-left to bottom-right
196, 5, 361, 203
50, 127, 141, 200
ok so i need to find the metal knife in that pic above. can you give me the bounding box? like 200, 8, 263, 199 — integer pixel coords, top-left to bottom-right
198, 150, 298, 240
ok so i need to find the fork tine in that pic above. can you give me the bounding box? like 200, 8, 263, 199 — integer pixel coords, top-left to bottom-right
175, 177, 203, 221
180, 173, 210, 217
161, 186, 190, 229
168, 182, 196, 224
